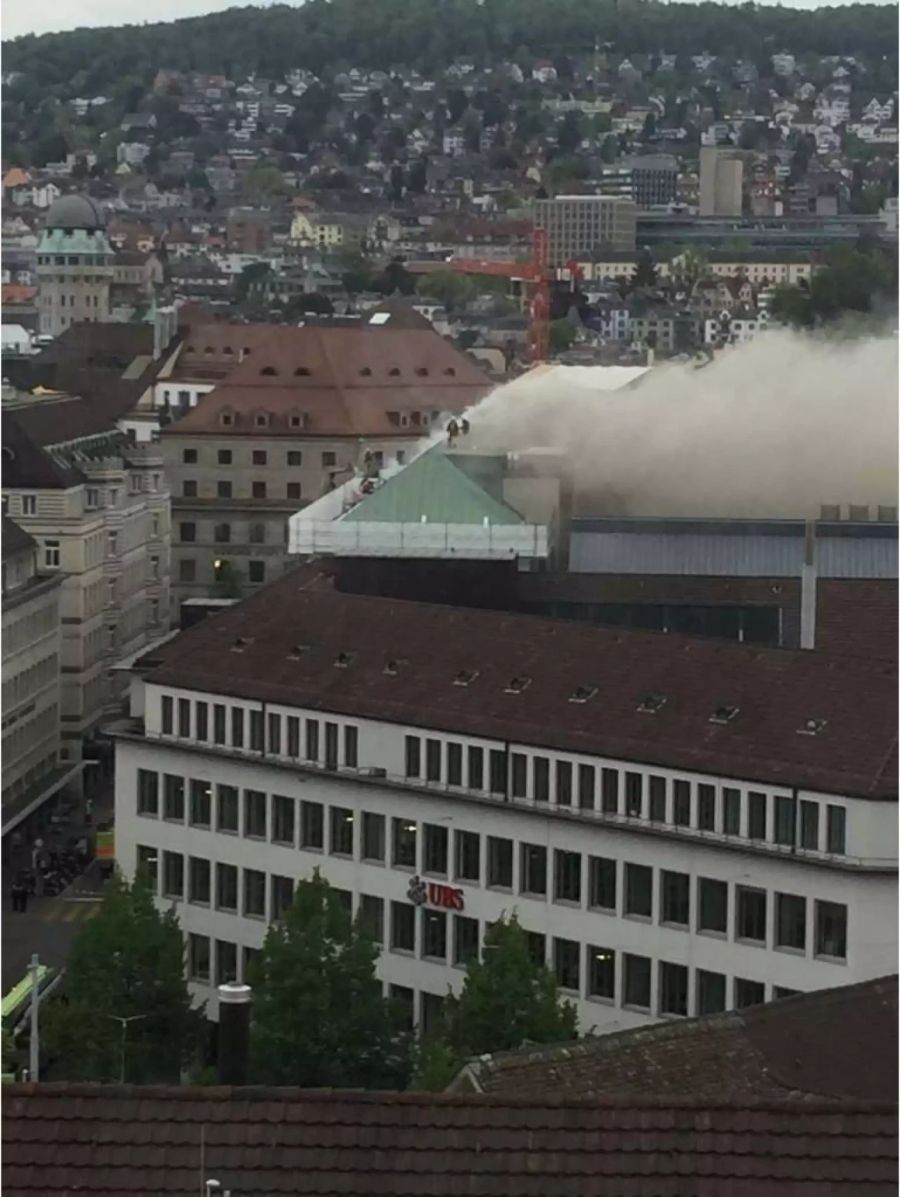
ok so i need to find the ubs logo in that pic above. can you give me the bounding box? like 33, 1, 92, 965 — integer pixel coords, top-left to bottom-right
407, 875, 428, 906
407, 874, 465, 911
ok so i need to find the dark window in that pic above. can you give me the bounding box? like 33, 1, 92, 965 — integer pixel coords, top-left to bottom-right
330, 807, 354, 856
489, 749, 507, 795
826, 805, 846, 855
344, 725, 358, 768
447, 743, 462, 786
405, 736, 420, 778
216, 863, 238, 911
422, 909, 447, 960
624, 953, 651, 1008
324, 722, 339, 770
661, 871, 690, 926
183, 480, 198, 498
163, 774, 185, 821
734, 978, 765, 1008
179, 559, 196, 582
189, 780, 211, 827
248, 561, 265, 584
286, 716, 300, 757
300, 800, 324, 849
673, 780, 691, 826
556, 761, 573, 806
393, 818, 417, 868
425, 739, 442, 782
244, 789, 266, 838
217, 480, 232, 498
249, 710, 264, 752
188, 857, 211, 904
362, 812, 385, 861
648, 776, 666, 822
624, 772, 642, 817
588, 946, 615, 1000
748, 792, 767, 840
183, 449, 198, 464
423, 824, 448, 874
624, 863, 652, 918
243, 869, 266, 917
455, 830, 480, 881
287, 482, 302, 500
306, 719, 319, 761
214, 524, 230, 543
272, 795, 295, 845
391, 901, 415, 952
252, 481, 267, 499
553, 937, 580, 991
815, 900, 847, 959
588, 856, 616, 910
217, 784, 238, 832
520, 843, 547, 895
659, 961, 688, 1016
213, 704, 226, 744
137, 769, 158, 816
800, 800, 819, 850
525, 931, 546, 968
216, 940, 238, 985
468, 746, 484, 789
723, 787, 741, 835
698, 784, 716, 830
698, 877, 728, 933
736, 886, 767, 942
252, 450, 267, 465
359, 895, 384, 943
231, 708, 244, 748
161, 695, 173, 734
578, 764, 595, 810
601, 767, 618, 813
776, 892, 806, 950
697, 969, 726, 1014
773, 796, 795, 846
554, 850, 581, 903
137, 845, 158, 890
322, 451, 337, 467
453, 915, 479, 965
218, 449, 232, 465
267, 713, 281, 755
511, 753, 527, 798
179, 522, 196, 543
189, 934, 210, 982
534, 757, 550, 802
271, 875, 294, 922
249, 523, 266, 544
287, 451, 303, 466
177, 699, 191, 737
487, 837, 513, 888
195, 703, 208, 741
162, 851, 184, 898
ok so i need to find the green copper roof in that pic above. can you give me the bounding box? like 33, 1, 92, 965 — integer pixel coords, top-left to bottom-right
37, 228, 113, 256
344, 447, 524, 526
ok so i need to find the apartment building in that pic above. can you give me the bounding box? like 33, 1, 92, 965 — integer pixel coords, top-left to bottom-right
598, 155, 678, 209
2, 396, 171, 763
699, 148, 744, 217
533, 196, 637, 266
35, 194, 114, 337
113, 574, 897, 1031
161, 324, 491, 607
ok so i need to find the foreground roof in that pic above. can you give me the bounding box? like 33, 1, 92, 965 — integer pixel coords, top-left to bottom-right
141, 572, 898, 799
4, 1083, 895, 1196
1, 515, 35, 560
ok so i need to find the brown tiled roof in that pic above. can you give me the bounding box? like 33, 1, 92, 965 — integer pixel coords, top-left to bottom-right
455, 975, 899, 1103
165, 324, 491, 439
817, 580, 898, 662
142, 571, 898, 798
3, 1083, 896, 1196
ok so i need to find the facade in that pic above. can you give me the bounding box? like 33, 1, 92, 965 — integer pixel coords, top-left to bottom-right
598, 156, 678, 209
113, 576, 897, 1031
699, 148, 745, 217
533, 196, 637, 266
35, 194, 115, 337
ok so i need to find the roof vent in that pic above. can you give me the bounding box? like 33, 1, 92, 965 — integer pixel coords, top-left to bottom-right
453, 669, 479, 687
231, 636, 252, 652
287, 643, 310, 659
334, 651, 356, 668
294, 367, 311, 376
505, 675, 532, 694
415, 367, 429, 376
637, 693, 666, 715
359, 367, 372, 376
384, 658, 405, 676
444, 367, 456, 376
388, 367, 401, 376
223, 345, 234, 354
709, 704, 739, 725
797, 717, 827, 736
204, 345, 215, 353
569, 685, 597, 704
260, 366, 278, 376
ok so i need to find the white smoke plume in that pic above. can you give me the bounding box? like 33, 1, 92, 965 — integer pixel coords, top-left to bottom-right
462, 330, 899, 519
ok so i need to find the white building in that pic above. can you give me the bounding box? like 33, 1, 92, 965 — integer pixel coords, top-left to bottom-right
113, 575, 897, 1031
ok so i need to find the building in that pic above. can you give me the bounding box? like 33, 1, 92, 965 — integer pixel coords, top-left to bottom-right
160, 324, 492, 608
112, 571, 897, 1036
35, 195, 114, 338
598, 155, 678, 209
533, 196, 637, 266
1, 516, 70, 839
2, 395, 171, 765
699, 148, 744, 217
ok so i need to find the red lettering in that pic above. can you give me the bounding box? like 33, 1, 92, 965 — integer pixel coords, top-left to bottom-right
449, 888, 465, 911
425, 884, 465, 911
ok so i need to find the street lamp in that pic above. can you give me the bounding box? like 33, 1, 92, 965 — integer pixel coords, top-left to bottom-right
105, 1013, 147, 1083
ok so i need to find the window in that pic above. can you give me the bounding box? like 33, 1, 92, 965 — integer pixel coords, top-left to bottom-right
422, 909, 447, 960
216, 864, 238, 911
405, 736, 420, 778
215, 940, 238, 985
264, 713, 281, 756
698, 784, 716, 831
252, 481, 267, 499
520, 844, 547, 896
161, 696, 174, 735
393, 818, 417, 868
287, 451, 303, 466
359, 894, 384, 944
511, 753, 527, 798
624, 863, 652, 918
218, 449, 232, 465
661, 871, 689, 926
489, 749, 507, 795
162, 851, 184, 899
455, 830, 480, 881
177, 699, 191, 737
390, 984, 415, 1030
601, 767, 618, 813
252, 450, 267, 465
217, 784, 238, 833
556, 761, 573, 807
244, 868, 266, 917
447, 743, 463, 786
322, 451, 336, 467
300, 800, 324, 850
213, 705, 226, 744
723, 787, 741, 835
644, 776, 665, 823
244, 789, 267, 838
189, 780, 211, 827
578, 764, 595, 810
748, 792, 767, 840
330, 807, 354, 856
248, 561, 265, 584
214, 524, 231, 543
217, 480, 232, 499
179, 559, 196, 583
137, 769, 158, 816
734, 978, 765, 1008
391, 901, 415, 952
189, 934, 210, 983
815, 900, 847, 959
585, 856, 615, 912
673, 780, 691, 826
736, 886, 767, 943
487, 837, 513, 888
453, 915, 479, 965
624, 953, 651, 1008
43, 539, 60, 568
775, 892, 806, 951
554, 850, 581, 903
306, 719, 319, 761
659, 962, 688, 1016
287, 482, 302, 500
425, 738, 442, 782
183, 448, 198, 464
525, 931, 546, 969
696, 969, 726, 1014
286, 716, 300, 757
137, 845, 158, 890
624, 772, 642, 817
272, 795, 295, 845
179, 522, 196, 543
189, 856, 211, 904
533, 757, 550, 802
231, 708, 244, 748
271, 875, 294, 922
357, 812, 385, 862
467, 747, 484, 790
163, 774, 185, 821
800, 801, 819, 850
195, 703, 208, 742
423, 824, 448, 875
22, 495, 36, 516
698, 877, 728, 934
587, 947, 615, 1000
826, 805, 846, 855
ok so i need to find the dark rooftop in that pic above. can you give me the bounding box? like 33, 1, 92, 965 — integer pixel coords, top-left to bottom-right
2, 414, 85, 490
1, 514, 35, 560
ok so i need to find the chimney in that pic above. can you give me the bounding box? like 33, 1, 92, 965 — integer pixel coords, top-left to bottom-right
217, 982, 252, 1085
800, 520, 817, 650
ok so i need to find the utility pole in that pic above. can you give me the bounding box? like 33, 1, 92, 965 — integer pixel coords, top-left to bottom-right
28, 953, 40, 1082
106, 1014, 147, 1083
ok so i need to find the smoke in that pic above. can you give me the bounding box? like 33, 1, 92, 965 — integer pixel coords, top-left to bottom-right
463, 329, 899, 519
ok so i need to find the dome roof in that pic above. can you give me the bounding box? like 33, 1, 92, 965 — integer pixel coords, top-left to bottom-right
44, 194, 106, 231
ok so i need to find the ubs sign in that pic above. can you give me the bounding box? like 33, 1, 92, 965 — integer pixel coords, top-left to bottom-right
407, 875, 465, 911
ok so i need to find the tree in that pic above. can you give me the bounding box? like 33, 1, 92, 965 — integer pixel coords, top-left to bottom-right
671, 248, 708, 294
768, 247, 896, 328
244, 163, 286, 201
445, 87, 468, 124
42, 871, 203, 1083
641, 111, 657, 142
599, 133, 618, 164
234, 260, 271, 303
336, 249, 375, 294
412, 915, 577, 1091
388, 163, 404, 203
372, 256, 415, 296
249, 871, 412, 1088
556, 110, 584, 155
416, 269, 473, 313
632, 248, 658, 289
284, 291, 334, 319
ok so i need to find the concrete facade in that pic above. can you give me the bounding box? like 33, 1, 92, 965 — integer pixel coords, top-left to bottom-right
534, 196, 638, 265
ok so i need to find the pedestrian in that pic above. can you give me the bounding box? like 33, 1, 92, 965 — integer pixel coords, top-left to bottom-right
11, 878, 25, 913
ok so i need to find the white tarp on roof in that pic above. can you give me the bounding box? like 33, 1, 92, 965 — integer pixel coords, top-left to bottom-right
493, 362, 650, 396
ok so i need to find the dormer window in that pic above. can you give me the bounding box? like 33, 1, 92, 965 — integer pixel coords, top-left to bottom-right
637, 693, 667, 715
359, 366, 372, 376
386, 411, 400, 426
505, 675, 531, 694
223, 345, 234, 354
334, 651, 355, 668
415, 367, 429, 376
260, 366, 278, 376
569, 685, 597, 704
287, 642, 310, 659
388, 367, 401, 376
798, 718, 827, 737
444, 367, 456, 376
254, 411, 270, 428
453, 669, 479, 687
204, 345, 215, 353
294, 367, 311, 376
710, 705, 739, 725
220, 410, 234, 427
289, 411, 307, 429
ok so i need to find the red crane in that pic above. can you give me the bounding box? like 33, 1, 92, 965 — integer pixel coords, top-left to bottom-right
528, 226, 550, 364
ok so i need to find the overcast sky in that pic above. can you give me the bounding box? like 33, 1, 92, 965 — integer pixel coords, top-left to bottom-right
3, 0, 896, 41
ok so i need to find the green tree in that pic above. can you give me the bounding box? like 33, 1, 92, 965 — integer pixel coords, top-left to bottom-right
671, 248, 708, 293
234, 260, 271, 303
336, 248, 375, 294
244, 163, 286, 201
632, 248, 658, 289
416, 269, 474, 313
549, 316, 579, 354
249, 871, 412, 1088
769, 247, 896, 328
42, 871, 203, 1082
599, 133, 618, 164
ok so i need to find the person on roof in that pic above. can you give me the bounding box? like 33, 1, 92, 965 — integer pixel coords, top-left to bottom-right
447, 418, 459, 447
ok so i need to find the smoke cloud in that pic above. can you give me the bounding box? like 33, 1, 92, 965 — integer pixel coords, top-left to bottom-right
463, 330, 899, 519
